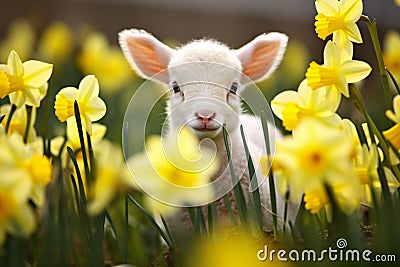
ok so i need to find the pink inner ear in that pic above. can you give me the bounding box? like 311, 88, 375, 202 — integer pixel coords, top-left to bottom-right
242, 41, 281, 81
126, 37, 167, 78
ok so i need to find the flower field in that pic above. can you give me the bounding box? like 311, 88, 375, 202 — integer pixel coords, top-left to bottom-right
0, 0, 400, 266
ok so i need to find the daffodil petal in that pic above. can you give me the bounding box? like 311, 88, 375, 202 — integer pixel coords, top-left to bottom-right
58, 87, 79, 99
271, 90, 303, 120
393, 95, 400, 120
345, 23, 363, 43
323, 41, 339, 68
87, 98, 107, 121
23, 60, 53, 88
341, 0, 363, 21
325, 86, 342, 112
342, 60, 372, 83
0, 64, 8, 71
22, 86, 41, 107
9, 91, 26, 108
332, 75, 349, 97
315, 0, 338, 16
78, 75, 99, 100
7, 50, 24, 76
82, 114, 93, 135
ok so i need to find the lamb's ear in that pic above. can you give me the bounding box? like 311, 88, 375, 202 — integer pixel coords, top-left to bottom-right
119, 29, 175, 83
234, 32, 288, 84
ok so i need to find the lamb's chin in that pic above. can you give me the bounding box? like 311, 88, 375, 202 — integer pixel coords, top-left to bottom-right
190, 127, 222, 139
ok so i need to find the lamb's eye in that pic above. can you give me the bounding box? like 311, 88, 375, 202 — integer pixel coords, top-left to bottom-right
172, 81, 181, 93
230, 82, 238, 94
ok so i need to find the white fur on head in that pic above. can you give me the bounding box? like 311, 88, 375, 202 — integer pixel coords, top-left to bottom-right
118, 29, 175, 83
119, 29, 288, 139
234, 32, 288, 83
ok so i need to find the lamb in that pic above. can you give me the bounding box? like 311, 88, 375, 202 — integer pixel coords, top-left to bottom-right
119, 29, 292, 231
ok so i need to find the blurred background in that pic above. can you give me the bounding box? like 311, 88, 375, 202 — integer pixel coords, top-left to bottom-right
1, 0, 399, 48
0, 0, 399, 146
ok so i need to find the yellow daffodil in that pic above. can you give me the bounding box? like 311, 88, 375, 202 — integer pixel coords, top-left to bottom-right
271, 79, 341, 131
51, 119, 106, 170
78, 32, 132, 94
0, 19, 35, 62
305, 41, 371, 97
87, 140, 135, 215
54, 75, 106, 135
0, 132, 52, 207
383, 95, 400, 149
315, 0, 363, 46
304, 176, 361, 215
0, 104, 37, 142
38, 21, 73, 62
0, 50, 53, 108
274, 119, 358, 205
188, 230, 273, 267
351, 144, 399, 206
0, 169, 35, 245
0, 131, 54, 244
396, 0, 400, 7
127, 127, 218, 215
383, 31, 400, 86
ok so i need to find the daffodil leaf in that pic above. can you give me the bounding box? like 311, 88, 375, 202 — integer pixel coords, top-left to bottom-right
207, 202, 218, 237
386, 67, 400, 95
261, 111, 278, 234
127, 194, 173, 249
105, 211, 127, 261
240, 124, 264, 233
222, 124, 248, 225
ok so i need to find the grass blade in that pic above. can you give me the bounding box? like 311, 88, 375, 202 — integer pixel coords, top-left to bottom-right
260, 111, 278, 236
239, 125, 264, 233
127, 194, 173, 249
4, 104, 17, 133
207, 202, 218, 238
160, 215, 175, 247
195, 207, 207, 236
386, 67, 400, 95
105, 211, 127, 261
73, 101, 91, 185
23, 105, 33, 143
222, 124, 248, 225
365, 18, 392, 110
223, 195, 238, 226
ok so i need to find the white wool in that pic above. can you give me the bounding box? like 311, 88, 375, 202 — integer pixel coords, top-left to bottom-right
119, 29, 295, 230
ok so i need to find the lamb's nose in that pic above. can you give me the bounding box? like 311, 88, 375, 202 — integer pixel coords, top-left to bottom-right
195, 112, 216, 125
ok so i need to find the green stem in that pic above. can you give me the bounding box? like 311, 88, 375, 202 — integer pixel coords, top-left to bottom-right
127, 194, 174, 249
240, 125, 264, 234
222, 124, 248, 225
350, 85, 391, 202
73, 101, 91, 185
23, 105, 33, 143
261, 111, 278, 237
4, 104, 17, 134
364, 17, 392, 110
386, 67, 400, 95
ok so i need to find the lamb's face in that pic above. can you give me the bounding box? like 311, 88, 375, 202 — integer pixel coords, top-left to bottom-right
167, 42, 243, 138
119, 29, 288, 138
